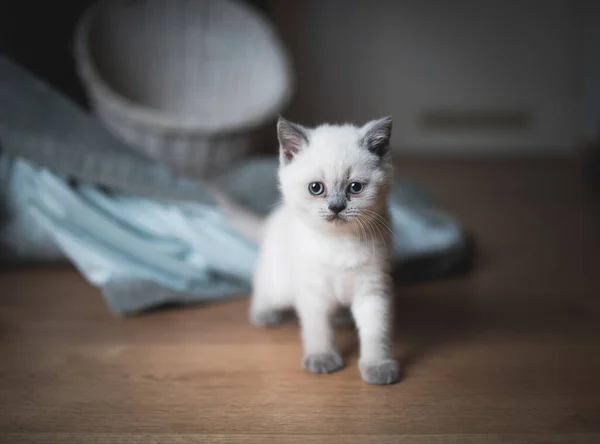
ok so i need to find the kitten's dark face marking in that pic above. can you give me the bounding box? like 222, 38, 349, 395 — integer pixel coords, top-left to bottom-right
326, 189, 347, 217
306, 181, 349, 221
306, 179, 366, 221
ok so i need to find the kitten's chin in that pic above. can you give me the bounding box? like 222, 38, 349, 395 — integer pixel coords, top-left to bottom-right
325, 215, 347, 224
317, 215, 358, 234
295, 208, 356, 233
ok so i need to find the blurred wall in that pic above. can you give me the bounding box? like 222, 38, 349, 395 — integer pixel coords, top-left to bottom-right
272, 0, 584, 156
582, 0, 600, 141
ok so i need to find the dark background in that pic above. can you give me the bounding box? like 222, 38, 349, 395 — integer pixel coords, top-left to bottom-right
0, 0, 271, 107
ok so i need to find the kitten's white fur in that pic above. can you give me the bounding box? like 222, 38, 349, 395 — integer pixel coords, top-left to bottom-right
250, 117, 399, 385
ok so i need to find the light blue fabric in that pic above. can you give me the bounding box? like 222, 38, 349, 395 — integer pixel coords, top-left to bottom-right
13, 157, 256, 295
1, 153, 466, 315
0, 153, 64, 262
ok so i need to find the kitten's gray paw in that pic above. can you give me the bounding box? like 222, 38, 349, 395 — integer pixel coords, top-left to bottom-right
303, 351, 344, 374
250, 310, 283, 327
359, 359, 401, 385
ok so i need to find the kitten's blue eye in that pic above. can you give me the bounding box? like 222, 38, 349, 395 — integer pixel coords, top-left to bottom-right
309, 182, 325, 196
348, 182, 363, 194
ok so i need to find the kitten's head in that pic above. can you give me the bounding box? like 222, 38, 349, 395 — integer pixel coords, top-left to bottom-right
277, 116, 393, 233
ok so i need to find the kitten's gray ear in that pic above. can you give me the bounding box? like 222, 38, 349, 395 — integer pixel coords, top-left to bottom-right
277, 117, 309, 164
360, 116, 393, 158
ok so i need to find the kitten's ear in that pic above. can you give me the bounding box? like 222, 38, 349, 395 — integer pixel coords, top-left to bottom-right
277, 117, 309, 164
360, 116, 393, 158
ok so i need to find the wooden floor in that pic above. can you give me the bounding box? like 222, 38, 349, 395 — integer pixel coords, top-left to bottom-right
1, 159, 599, 443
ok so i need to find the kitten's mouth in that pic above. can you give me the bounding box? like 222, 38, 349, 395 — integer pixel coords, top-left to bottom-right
326, 214, 347, 223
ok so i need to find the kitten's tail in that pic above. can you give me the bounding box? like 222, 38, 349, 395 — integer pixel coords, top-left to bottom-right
206, 185, 265, 243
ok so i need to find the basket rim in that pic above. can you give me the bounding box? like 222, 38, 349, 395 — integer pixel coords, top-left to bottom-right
73, 0, 295, 135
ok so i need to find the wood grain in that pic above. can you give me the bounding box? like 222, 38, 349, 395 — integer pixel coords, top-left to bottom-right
1, 159, 599, 443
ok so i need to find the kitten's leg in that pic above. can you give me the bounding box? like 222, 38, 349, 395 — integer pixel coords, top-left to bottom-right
351, 292, 400, 385
250, 292, 286, 327
250, 248, 290, 327
297, 298, 343, 374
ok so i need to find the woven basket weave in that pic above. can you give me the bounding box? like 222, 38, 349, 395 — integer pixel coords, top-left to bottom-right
74, 0, 294, 177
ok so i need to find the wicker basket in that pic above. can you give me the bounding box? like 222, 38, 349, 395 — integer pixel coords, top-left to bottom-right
74, 0, 294, 178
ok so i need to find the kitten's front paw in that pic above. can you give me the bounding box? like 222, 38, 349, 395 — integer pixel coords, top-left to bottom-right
250, 310, 283, 328
359, 359, 401, 385
303, 351, 344, 374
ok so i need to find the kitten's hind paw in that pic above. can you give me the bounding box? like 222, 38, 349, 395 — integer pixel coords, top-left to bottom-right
359, 359, 401, 385
250, 310, 283, 328
303, 351, 344, 374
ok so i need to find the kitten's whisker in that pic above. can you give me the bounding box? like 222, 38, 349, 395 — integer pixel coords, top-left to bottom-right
351, 219, 366, 252
362, 217, 378, 260
362, 217, 394, 245
352, 217, 365, 243
362, 209, 394, 236
356, 217, 374, 260
373, 219, 390, 258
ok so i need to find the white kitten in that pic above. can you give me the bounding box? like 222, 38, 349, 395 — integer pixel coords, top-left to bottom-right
251, 116, 399, 385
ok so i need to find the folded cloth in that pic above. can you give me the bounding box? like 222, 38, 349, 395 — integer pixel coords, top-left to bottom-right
0, 153, 65, 263
0, 55, 473, 316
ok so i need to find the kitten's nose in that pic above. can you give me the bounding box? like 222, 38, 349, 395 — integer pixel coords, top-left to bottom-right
328, 202, 346, 214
